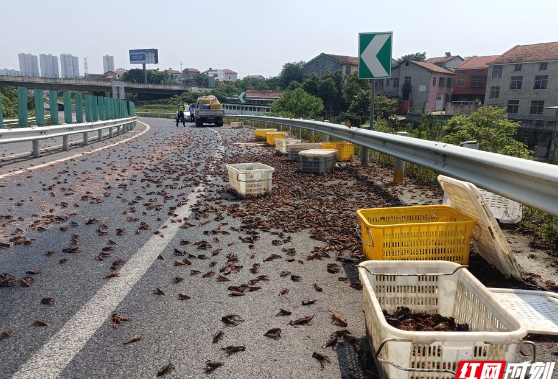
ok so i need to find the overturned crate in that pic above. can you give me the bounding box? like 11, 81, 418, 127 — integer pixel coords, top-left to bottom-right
299, 149, 337, 174
275, 138, 301, 155
226, 163, 275, 198
286, 143, 322, 161
253, 129, 277, 141
358, 260, 528, 379
321, 141, 355, 162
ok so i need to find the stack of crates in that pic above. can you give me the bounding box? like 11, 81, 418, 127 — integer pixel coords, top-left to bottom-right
266, 132, 289, 146
253, 129, 277, 141
287, 143, 322, 161
321, 141, 354, 162
299, 149, 337, 174
275, 138, 301, 155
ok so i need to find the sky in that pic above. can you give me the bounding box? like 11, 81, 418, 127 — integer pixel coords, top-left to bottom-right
2, 0, 557, 78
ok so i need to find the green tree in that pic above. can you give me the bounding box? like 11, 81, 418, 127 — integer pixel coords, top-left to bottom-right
393, 52, 427, 66
1, 86, 18, 118
192, 74, 209, 87
443, 106, 532, 158
279, 61, 305, 89
342, 72, 370, 111
286, 81, 301, 91
302, 73, 320, 97
374, 95, 398, 120
123, 69, 170, 85
318, 77, 339, 117
270, 88, 324, 119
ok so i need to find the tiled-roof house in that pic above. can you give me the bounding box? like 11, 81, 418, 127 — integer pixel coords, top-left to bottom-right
384, 60, 455, 113
485, 42, 558, 121
452, 55, 500, 102
303, 53, 358, 78
426, 52, 464, 69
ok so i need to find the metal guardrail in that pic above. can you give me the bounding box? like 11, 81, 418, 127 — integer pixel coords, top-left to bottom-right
0, 117, 137, 158
3, 115, 51, 127
230, 115, 558, 217
136, 112, 175, 119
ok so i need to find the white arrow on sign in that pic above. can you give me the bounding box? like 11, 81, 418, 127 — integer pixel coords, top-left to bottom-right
361, 34, 390, 77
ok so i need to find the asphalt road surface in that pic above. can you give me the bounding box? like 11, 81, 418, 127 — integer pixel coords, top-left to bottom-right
1, 117, 557, 379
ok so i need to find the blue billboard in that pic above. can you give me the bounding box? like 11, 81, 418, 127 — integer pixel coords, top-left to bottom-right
129, 49, 159, 64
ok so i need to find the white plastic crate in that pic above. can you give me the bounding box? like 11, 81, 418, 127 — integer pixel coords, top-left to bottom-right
299, 149, 337, 174
358, 260, 528, 379
286, 143, 322, 161
275, 138, 301, 154
226, 163, 274, 198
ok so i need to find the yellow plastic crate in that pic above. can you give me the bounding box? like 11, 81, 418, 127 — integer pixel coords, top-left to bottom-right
253, 129, 277, 141
210, 104, 222, 109
200, 98, 211, 104
321, 142, 354, 161
266, 132, 289, 146
356, 205, 476, 264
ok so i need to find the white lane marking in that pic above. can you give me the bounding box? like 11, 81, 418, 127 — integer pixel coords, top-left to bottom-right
0, 121, 151, 180
12, 187, 214, 378
12, 128, 222, 379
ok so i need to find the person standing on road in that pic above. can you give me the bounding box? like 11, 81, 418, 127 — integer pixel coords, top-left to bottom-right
189, 104, 195, 123
176, 103, 185, 127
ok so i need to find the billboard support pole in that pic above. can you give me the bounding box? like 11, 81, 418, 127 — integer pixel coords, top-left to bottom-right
143, 63, 147, 84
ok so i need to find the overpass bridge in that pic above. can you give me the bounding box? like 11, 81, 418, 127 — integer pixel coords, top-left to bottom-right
0, 75, 194, 96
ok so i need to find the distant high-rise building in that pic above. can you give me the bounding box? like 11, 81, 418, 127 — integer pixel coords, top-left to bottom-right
60, 54, 79, 78
103, 55, 115, 73
0, 68, 21, 76
39, 54, 59, 78
18, 53, 40, 77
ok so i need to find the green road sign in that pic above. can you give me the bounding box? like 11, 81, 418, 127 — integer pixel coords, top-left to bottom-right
358, 32, 392, 79
237, 91, 246, 104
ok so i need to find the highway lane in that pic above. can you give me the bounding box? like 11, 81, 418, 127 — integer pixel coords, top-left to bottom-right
0, 118, 376, 378
2, 118, 555, 378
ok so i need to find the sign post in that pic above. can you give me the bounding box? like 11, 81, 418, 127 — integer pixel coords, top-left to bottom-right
129, 49, 159, 84
237, 91, 246, 115
358, 32, 392, 166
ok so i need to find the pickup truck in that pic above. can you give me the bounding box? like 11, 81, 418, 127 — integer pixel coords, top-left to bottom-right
195, 96, 224, 127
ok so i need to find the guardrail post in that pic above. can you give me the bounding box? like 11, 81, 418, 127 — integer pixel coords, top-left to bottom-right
75, 94, 83, 123
34, 89, 44, 126
17, 87, 28, 127
297, 127, 302, 139
0, 87, 4, 129
310, 130, 315, 142
460, 141, 480, 150
117, 125, 121, 135
98, 128, 103, 141
109, 125, 113, 138
393, 132, 409, 184
323, 134, 329, 142
49, 90, 58, 125
32, 140, 40, 158
63, 135, 69, 151
83, 131, 89, 145
63, 92, 72, 124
